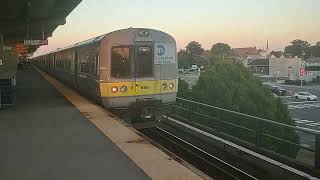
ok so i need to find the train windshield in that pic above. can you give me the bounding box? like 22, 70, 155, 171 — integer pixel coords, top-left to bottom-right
111, 47, 131, 78
136, 46, 153, 77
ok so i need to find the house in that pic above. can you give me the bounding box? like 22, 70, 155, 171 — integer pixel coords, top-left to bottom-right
237, 41, 308, 81
247, 58, 269, 75
305, 57, 320, 82
232, 47, 259, 58
244, 45, 270, 71
269, 56, 301, 80
243, 46, 302, 80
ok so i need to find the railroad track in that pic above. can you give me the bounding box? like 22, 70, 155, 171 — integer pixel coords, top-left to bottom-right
139, 126, 258, 180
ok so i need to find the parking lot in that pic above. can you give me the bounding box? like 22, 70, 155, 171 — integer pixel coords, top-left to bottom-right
278, 85, 320, 149
279, 85, 320, 130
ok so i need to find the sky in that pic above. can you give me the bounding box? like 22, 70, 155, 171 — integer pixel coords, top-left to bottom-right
34, 0, 320, 56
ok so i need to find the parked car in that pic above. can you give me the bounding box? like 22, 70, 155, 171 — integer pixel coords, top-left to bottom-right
271, 86, 287, 96
294, 92, 318, 101
178, 69, 184, 74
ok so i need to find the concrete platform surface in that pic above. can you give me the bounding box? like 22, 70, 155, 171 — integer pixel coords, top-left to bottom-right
36, 66, 205, 180
0, 65, 150, 180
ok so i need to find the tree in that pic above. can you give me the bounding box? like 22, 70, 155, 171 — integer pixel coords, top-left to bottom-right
203, 49, 225, 65
185, 41, 204, 56
211, 43, 232, 60
178, 41, 205, 69
178, 61, 299, 157
311, 41, 320, 57
194, 56, 208, 67
270, 51, 283, 58
284, 39, 311, 59
177, 50, 193, 69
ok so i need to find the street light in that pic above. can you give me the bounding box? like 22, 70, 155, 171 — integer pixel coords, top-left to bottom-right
275, 70, 280, 85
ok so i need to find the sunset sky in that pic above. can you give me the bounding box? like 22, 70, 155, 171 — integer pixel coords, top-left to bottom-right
34, 0, 320, 56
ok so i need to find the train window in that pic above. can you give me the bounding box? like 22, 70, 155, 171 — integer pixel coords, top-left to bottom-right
88, 51, 97, 75
80, 57, 89, 73
136, 46, 153, 77
55, 58, 59, 68
78, 46, 97, 75
79, 49, 88, 73
111, 47, 131, 78
64, 52, 72, 72
92, 54, 99, 75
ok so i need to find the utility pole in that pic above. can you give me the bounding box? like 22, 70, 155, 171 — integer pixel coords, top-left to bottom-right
275, 70, 280, 85
300, 61, 306, 87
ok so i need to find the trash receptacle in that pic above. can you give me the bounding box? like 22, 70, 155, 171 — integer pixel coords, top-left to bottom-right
0, 78, 16, 109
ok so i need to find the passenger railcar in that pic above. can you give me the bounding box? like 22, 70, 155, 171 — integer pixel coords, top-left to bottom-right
33, 28, 178, 120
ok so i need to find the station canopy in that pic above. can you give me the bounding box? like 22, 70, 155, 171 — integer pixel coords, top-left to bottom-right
0, 0, 82, 55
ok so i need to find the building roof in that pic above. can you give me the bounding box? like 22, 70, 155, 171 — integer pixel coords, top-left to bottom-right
247, 55, 267, 59
247, 59, 269, 66
232, 47, 259, 58
305, 57, 320, 62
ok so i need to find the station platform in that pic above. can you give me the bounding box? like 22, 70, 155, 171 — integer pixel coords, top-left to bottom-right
0, 65, 203, 180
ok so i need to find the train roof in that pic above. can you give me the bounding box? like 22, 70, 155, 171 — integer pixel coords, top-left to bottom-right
33, 28, 174, 58
32, 34, 105, 59
51, 34, 106, 54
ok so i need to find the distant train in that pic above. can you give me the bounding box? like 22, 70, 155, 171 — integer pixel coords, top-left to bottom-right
33, 28, 178, 121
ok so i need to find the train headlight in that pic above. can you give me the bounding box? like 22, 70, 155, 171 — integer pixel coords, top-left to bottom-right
169, 82, 175, 89
162, 82, 168, 90
120, 85, 128, 93
111, 86, 118, 93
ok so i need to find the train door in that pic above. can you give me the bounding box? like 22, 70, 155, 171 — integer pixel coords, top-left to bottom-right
133, 41, 157, 121
134, 41, 155, 100
52, 54, 56, 75
74, 50, 79, 88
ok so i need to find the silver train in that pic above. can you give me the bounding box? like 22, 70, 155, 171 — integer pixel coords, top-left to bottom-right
33, 28, 178, 120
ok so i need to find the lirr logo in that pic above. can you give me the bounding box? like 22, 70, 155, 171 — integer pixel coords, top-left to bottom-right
157, 45, 165, 56
138, 30, 150, 37
155, 43, 174, 64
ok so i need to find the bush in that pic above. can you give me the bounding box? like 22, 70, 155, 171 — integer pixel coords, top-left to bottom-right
177, 79, 192, 98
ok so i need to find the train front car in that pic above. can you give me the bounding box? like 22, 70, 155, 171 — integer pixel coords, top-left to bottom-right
99, 28, 178, 123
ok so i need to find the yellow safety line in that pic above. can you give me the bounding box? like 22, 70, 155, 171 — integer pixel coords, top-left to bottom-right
34, 66, 208, 180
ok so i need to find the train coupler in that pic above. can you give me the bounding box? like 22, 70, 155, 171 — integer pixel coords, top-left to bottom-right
129, 99, 162, 124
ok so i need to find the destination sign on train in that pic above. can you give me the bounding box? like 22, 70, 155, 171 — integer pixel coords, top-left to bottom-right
24, 39, 48, 46
154, 43, 175, 64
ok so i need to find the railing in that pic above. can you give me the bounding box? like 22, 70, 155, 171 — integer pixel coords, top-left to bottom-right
171, 97, 320, 171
